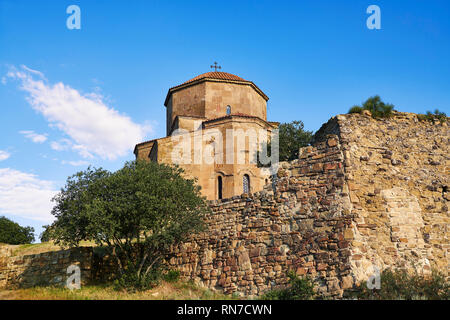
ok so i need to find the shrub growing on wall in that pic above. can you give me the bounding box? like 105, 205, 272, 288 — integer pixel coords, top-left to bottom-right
348, 95, 395, 118
417, 109, 447, 123
50, 161, 209, 290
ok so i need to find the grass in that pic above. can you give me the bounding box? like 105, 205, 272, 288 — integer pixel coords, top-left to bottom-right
0, 280, 238, 300
0, 240, 97, 257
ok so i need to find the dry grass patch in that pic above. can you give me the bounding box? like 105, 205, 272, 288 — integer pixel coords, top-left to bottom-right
2, 241, 96, 257
0, 281, 239, 300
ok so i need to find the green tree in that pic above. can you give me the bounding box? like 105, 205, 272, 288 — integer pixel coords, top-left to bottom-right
277, 121, 313, 161
50, 161, 209, 289
349, 95, 395, 118
257, 121, 313, 165
39, 225, 53, 242
0, 216, 35, 244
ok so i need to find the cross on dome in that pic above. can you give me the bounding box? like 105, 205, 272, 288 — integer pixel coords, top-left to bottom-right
210, 62, 221, 72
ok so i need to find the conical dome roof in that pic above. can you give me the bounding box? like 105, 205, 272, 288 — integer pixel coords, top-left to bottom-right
164, 71, 268, 106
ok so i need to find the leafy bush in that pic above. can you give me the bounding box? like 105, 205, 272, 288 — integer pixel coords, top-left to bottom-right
417, 109, 447, 123
0, 216, 35, 244
347, 269, 449, 300
348, 95, 394, 118
261, 271, 316, 300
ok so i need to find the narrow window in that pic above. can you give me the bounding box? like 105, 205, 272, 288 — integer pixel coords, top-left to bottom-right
218, 176, 223, 199
226, 105, 231, 115
243, 174, 250, 194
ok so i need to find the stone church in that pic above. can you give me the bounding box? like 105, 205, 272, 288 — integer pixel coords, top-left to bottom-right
134, 70, 279, 200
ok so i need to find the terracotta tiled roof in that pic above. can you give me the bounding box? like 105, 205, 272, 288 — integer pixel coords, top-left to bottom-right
167, 72, 250, 93
182, 72, 247, 85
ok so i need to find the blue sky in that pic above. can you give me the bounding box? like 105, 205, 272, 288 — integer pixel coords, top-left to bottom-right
0, 0, 449, 241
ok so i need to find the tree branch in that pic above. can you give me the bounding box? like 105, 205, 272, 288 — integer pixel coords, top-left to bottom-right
143, 256, 161, 277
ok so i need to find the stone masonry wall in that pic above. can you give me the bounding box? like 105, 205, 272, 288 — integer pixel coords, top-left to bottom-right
315, 111, 449, 283
0, 246, 92, 289
167, 134, 355, 297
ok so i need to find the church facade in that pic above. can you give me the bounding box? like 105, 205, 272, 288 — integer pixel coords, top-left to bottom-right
134, 71, 278, 200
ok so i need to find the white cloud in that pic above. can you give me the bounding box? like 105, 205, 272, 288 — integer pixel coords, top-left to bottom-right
61, 160, 89, 166
20, 65, 46, 79
8, 66, 151, 160
0, 168, 58, 222
0, 151, 11, 161
19, 130, 48, 143
50, 138, 72, 151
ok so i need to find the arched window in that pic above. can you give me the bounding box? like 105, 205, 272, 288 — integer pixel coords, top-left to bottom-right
243, 174, 250, 194
218, 176, 223, 200
226, 105, 231, 115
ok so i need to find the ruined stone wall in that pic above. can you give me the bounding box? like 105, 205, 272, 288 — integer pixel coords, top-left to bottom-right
0, 246, 92, 289
315, 111, 449, 283
167, 134, 355, 297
